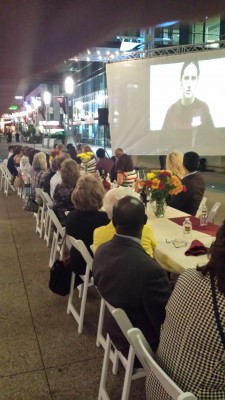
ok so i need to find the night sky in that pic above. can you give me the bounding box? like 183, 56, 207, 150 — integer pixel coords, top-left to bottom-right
0, 0, 223, 115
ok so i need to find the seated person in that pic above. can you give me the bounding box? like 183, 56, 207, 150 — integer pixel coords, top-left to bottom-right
166, 150, 185, 180
20, 146, 31, 184
53, 159, 80, 226
80, 144, 97, 174
93, 196, 171, 357
42, 158, 57, 196
93, 187, 157, 257
116, 153, 137, 187
50, 152, 70, 199
167, 151, 205, 215
146, 221, 225, 400
7, 145, 23, 177
96, 147, 114, 177
110, 147, 123, 182
66, 174, 109, 277
30, 151, 48, 203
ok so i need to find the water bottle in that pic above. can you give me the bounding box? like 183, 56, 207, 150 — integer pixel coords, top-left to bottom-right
200, 204, 208, 226
183, 217, 192, 242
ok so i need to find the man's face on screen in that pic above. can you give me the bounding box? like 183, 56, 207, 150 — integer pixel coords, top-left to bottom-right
181, 63, 198, 105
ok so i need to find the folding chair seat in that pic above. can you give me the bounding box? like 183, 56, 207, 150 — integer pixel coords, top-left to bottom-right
97, 300, 145, 400
127, 328, 197, 400
66, 235, 94, 334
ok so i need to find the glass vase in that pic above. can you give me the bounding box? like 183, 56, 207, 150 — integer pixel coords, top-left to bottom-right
153, 199, 166, 218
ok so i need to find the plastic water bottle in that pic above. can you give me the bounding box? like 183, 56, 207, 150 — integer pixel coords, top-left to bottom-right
183, 217, 192, 242
200, 204, 208, 226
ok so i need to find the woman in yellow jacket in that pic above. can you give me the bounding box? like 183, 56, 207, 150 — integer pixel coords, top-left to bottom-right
93, 187, 157, 257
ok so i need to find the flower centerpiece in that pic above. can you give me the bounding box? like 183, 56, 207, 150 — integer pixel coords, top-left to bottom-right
77, 151, 94, 173
143, 170, 186, 217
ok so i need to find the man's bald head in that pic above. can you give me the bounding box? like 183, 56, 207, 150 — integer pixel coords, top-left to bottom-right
112, 196, 147, 238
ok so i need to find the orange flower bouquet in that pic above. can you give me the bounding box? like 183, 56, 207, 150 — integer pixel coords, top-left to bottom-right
143, 170, 186, 217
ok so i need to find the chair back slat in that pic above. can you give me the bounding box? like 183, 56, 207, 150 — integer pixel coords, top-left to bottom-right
127, 328, 197, 400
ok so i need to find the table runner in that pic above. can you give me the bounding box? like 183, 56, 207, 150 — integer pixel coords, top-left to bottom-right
169, 216, 219, 237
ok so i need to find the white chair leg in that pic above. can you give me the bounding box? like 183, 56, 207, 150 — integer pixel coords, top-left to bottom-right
67, 272, 75, 314
121, 348, 135, 400
96, 298, 119, 375
98, 334, 112, 400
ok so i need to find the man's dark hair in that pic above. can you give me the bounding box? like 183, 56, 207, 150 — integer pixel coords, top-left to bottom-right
183, 151, 200, 172
96, 148, 105, 159
180, 60, 200, 81
112, 195, 147, 237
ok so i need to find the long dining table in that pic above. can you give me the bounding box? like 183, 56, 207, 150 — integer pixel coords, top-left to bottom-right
146, 205, 218, 274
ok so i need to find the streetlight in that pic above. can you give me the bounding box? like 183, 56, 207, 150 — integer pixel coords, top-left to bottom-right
43, 91, 51, 136
64, 76, 74, 144
64, 76, 74, 94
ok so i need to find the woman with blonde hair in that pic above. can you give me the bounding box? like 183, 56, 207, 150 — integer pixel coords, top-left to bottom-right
53, 159, 80, 226
30, 151, 48, 189
66, 174, 109, 279
166, 150, 185, 179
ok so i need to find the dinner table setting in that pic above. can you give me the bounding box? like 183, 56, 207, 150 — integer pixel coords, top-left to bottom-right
146, 204, 218, 274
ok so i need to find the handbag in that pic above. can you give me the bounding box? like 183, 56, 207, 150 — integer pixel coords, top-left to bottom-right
23, 190, 39, 213
49, 257, 72, 296
14, 174, 24, 188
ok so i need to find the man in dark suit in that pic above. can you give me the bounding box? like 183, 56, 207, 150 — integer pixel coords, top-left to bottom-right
167, 151, 205, 215
93, 196, 171, 356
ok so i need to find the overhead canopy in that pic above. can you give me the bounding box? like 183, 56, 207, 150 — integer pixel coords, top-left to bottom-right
0, 0, 224, 115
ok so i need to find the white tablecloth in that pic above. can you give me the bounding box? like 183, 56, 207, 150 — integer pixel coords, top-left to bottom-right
147, 206, 214, 274
154, 236, 214, 274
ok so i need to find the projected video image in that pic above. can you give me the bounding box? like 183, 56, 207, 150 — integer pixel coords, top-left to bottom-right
150, 58, 225, 130
150, 57, 225, 152
106, 51, 225, 156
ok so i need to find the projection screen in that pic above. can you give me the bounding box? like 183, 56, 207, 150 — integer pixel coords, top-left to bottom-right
106, 49, 225, 156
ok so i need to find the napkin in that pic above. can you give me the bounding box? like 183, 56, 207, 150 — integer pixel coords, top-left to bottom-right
185, 240, 208, 256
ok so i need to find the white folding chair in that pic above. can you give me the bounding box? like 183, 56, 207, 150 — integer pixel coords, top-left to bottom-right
195, 196, 207, 217
0, 164, 16, 195
0, 163, 5, 191
48, 210, 66, 268
96, 297, 120, 375
35, 189, 53, 239
207, 201, 221, 223
98, 301, 145, 400
66, 235, 94, 334
127, 328, 197, 400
